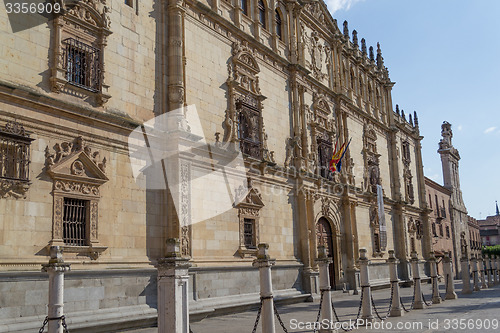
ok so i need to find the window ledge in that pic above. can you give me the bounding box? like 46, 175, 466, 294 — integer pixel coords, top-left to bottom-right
237, 247, 257, 258
48, 244, 108, 260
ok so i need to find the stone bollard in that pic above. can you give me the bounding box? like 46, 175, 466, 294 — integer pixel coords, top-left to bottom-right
410, 251, 425, 309
42, 246, 71, 333
471, 255, 480, 292
442, 252, 457, 300
316, 246, 337, 333
358, 248, 374, 324
428, 252, 442, 304
460, 254, 472, 294
387, 250, 403, 317
486, 255, 493, 286
494, 255, 499, 285
156, 238, 191, 333
496, 256, 500, 284
479, 254, 488, 289
253, 243, 276, 333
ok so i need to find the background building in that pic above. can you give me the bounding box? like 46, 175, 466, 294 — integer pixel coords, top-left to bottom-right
0, 0, 432, 330
425, 177, 453, 275
467, 216, 482, 258
479, 203, 500, 246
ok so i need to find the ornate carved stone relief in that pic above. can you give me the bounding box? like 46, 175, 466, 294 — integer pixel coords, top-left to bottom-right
302, 30, 330, 82
45, 136, 108, 259
363, 122, 381, 193
0, 120, 35, 199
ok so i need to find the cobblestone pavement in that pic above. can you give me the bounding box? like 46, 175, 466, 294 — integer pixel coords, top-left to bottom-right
120, 282, 500, 333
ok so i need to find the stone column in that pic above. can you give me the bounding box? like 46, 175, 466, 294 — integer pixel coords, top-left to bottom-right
410, 251, 425, 309
253, 244, 276, 333
442, 252, 457, 300
486, 256, 493, 286
428, 252, 442, 304
42, 246, 71, 333
358, 248, 373, 324
156, 238, 192, 333
316, 246, 336, 333
479, 254, 488, 289
471, 255, 480, 291
460, 254, 472, 294
387, 250, 403, 317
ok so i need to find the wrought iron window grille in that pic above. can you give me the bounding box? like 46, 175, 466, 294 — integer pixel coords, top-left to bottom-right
0, 121, 34, 183
63, 38, 101, 93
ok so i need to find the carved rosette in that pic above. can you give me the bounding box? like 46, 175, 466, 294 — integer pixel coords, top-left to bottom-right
46, 136, 108, 258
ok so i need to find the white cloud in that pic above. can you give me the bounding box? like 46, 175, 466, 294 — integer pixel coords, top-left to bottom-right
326, 0, 364, 14
484, 126, 497, 134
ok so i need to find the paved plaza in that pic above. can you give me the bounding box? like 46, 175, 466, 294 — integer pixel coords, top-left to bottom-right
119, 282, 500, 333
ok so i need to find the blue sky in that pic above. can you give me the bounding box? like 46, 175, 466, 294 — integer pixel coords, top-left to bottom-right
326, 0, 500, 219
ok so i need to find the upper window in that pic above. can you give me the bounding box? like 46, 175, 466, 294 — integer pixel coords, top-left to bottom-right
241, 0, 249, 16
50, 1, 112, 105
275, 9, 282, 40
258, 0, 266, 29
64, 38, 101, 92
125, 0, 133, 7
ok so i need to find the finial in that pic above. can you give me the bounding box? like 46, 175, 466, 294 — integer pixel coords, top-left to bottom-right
376, 42, 384, 69
352, 30, 358, 47
496, 201, 499, 216
343, 20, 349, 39
401, 109, 406, 121
414, 111, 419, 127
369, 46, 374, 61
395, 104, 400, 115
409, 114, 413, 126
361, 38, 367, 55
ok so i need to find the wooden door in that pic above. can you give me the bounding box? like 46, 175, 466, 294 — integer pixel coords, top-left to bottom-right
316, 218, 336, 289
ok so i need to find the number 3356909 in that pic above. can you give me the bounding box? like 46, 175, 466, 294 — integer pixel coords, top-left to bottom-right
5, 2, 61, 14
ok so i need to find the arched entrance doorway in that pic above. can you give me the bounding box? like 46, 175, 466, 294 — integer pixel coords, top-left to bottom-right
316, 217, 336, 289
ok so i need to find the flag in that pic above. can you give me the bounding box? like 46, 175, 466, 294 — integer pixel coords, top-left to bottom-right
329, 138, 351, 173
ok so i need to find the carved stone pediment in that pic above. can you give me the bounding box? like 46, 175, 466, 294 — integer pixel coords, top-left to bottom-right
236, 187, 264, 211
46, 137, 108, 193
64, 0, 111, 30
303, 1, 339, 33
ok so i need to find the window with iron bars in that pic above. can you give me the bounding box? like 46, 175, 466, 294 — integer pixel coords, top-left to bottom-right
243, 218, 256, 248
63, 197, 89, 246
63, 38, 101, 92
0, 122, 33, 183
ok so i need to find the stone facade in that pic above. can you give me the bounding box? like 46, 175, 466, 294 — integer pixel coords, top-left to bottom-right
467, 216, 482, 259
425, 177, 453, 275
0, 0, 432, 330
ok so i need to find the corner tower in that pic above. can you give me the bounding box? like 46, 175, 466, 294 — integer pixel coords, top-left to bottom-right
437, 121, 469, 276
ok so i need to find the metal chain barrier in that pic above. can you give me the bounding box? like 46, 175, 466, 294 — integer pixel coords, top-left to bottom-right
370, 282, 394, 321
421, 292, 432, 307
312, 289, 325, 333
251, 297, 264, 333
400, 277, 416, 312
329, 286, 364, 332
273, 302, 288, 333
38, 317, 48, 333
38, 316, 69, 333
